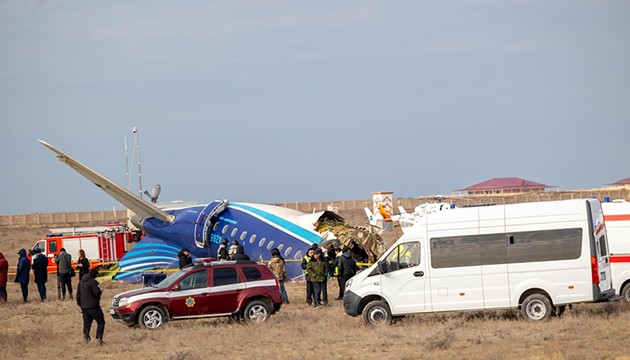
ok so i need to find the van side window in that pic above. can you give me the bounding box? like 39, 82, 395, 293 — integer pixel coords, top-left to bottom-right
384, 242, 420, 272
49, 241, 58, 253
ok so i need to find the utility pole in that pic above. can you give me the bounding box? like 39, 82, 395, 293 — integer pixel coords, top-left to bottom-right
133, 127, 143, 199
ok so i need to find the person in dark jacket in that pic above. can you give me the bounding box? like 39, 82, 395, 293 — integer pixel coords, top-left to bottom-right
306, 249, 327, 308
231, 245, 250, 260
301, 248, 315, 305
177, 248, 193, 269
76, 249, 90, 280
217, 238, 229, 261
0, 252, 8, 302
15, 248, 30, 303
228, 240, 240, 259
337, 247, 357, 295
54, 248, 73, 300
31, 248, 48, 301
76, 268, 105, 344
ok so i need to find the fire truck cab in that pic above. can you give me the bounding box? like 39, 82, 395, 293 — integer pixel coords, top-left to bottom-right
30, 224, 136, 273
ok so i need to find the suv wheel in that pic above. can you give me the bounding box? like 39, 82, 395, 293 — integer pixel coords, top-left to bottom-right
243, 300, 270, 323
139, 305, 166, 329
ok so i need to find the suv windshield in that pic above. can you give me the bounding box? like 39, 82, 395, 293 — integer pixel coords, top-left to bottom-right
153, 268, 192, 288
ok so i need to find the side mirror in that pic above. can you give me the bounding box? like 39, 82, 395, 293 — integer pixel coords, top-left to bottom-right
378, 261, 388, 274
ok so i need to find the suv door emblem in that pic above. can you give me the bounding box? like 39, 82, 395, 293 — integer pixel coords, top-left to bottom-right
186, 297, 196, 307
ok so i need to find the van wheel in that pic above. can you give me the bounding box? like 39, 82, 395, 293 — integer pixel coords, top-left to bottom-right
621, 283, 630, 304
243, 300, 270, 323
362, 300, 392, 326
521, 294, 552, 321
138, 305, 166, 329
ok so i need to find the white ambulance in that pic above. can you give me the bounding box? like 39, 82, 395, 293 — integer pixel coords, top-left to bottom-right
602, 201, 630, 303
343, 199, 614, 324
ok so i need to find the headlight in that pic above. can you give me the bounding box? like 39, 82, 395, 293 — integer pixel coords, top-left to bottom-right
344, 278, 353, 292
113, 297, 129, 307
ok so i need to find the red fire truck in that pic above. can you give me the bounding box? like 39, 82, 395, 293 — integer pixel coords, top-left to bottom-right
30, 224, 138, 273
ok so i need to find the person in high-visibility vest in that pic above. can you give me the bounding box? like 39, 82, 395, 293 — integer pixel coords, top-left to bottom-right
301, 246, 316, 305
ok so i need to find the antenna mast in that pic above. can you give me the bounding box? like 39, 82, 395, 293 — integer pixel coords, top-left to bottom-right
133, 127, 143, 199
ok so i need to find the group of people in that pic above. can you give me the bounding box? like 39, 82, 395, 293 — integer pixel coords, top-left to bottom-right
0, 247, 106, 344
301, 243, 357, 309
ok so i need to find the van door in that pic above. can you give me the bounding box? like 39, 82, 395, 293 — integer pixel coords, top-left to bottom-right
379, 241, 427, 315
590, 200, 613, 294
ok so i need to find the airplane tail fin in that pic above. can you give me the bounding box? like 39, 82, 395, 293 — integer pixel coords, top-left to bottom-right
38, 140, 175, 223
364, 207, 377, 226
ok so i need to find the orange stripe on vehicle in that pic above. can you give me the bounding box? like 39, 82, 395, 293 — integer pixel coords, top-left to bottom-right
604, 215, 630, 221
610, 255, 630, 263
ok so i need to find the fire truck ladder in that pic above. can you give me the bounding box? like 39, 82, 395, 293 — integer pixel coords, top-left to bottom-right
100, 233, 113, 262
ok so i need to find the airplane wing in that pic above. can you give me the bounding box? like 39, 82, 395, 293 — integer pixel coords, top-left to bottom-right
38, 139, 175, 223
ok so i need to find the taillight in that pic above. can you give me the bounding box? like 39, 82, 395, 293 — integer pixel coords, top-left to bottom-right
591, 256, 599, 284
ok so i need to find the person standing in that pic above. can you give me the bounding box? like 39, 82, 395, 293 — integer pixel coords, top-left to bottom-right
306, 249, 327, 309
301, 248, 315, 305
228, 240, 239, 259
231, 245, 250, 260
338, 247, 357, 296
31, 249, 48, 302
217, 238, 229, 261
0, 252, 8, 303
54, 248, 73, 300
15, 249, 31, 303
76, 268, 105, 344
177, 248, 192, 269
268, 248, 289, 304
76, 249, 90, 280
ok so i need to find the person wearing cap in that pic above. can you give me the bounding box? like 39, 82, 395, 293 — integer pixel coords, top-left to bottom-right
76, 268, 105, 344
268, 248, 289, 304
54, 247, 73, 300
306, 248, 327, 309
15, 249, 31, 303
31, 248, 48, 302
0, 252, 9, 303
177, 248, 193, 269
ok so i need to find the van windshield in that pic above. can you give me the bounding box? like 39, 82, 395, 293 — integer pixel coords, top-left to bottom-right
153, 268, 192, 288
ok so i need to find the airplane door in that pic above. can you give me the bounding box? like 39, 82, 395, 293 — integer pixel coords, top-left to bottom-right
379, 242, 426, 315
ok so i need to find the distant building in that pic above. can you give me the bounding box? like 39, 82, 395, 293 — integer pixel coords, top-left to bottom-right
609, 177, 630, 186
457, 177, 556, 195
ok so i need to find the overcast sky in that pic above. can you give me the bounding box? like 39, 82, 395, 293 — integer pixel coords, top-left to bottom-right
1, 1, 629, 215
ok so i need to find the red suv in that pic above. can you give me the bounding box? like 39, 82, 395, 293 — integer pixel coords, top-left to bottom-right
109, 260, 283, 329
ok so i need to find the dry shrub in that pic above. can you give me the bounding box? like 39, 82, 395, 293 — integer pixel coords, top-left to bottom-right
423, 329, 456, 350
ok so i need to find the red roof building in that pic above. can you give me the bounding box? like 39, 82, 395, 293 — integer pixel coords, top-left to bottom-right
458, 177, 556, 195
609, 177, 630, 186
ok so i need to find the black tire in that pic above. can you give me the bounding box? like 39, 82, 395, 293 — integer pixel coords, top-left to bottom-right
138, 305, 166, 329
520, 294, 553, 321
621, 283, 630, 304
242, 300, 271, 323
362, 300, 392, 326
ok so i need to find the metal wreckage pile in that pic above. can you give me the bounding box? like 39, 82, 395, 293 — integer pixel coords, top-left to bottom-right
316, 218, 387, 265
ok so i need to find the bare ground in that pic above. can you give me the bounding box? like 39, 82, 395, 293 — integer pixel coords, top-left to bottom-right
2, 214, 630, 359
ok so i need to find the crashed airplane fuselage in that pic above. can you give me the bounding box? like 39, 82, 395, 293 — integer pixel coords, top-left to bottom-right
38, 140, 384, 282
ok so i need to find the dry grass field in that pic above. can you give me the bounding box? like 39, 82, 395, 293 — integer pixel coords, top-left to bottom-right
2, 215, 630, 360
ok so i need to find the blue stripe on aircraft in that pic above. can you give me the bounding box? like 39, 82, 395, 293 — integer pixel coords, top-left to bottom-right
119, 256, 176, 267
230, 203, 321, 244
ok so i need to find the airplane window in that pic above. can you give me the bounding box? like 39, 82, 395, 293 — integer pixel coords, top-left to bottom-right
213, 223, 220, 231
277, 244, 284, 251
294, 251, 303, 260
266, 241, 274, 250
259, 238, 266, 247
284, 247, 292, 257
222, 225, 229, 235
231, 228, 238, 237
240, 231, 247, 241
249, 234, 257, 244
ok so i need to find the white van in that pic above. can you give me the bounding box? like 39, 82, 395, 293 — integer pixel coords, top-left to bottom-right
343, 199, 614, 324
601, 201, 630, 302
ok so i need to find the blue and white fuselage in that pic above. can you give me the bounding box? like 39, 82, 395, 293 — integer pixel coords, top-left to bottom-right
118, 201, 336, 281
